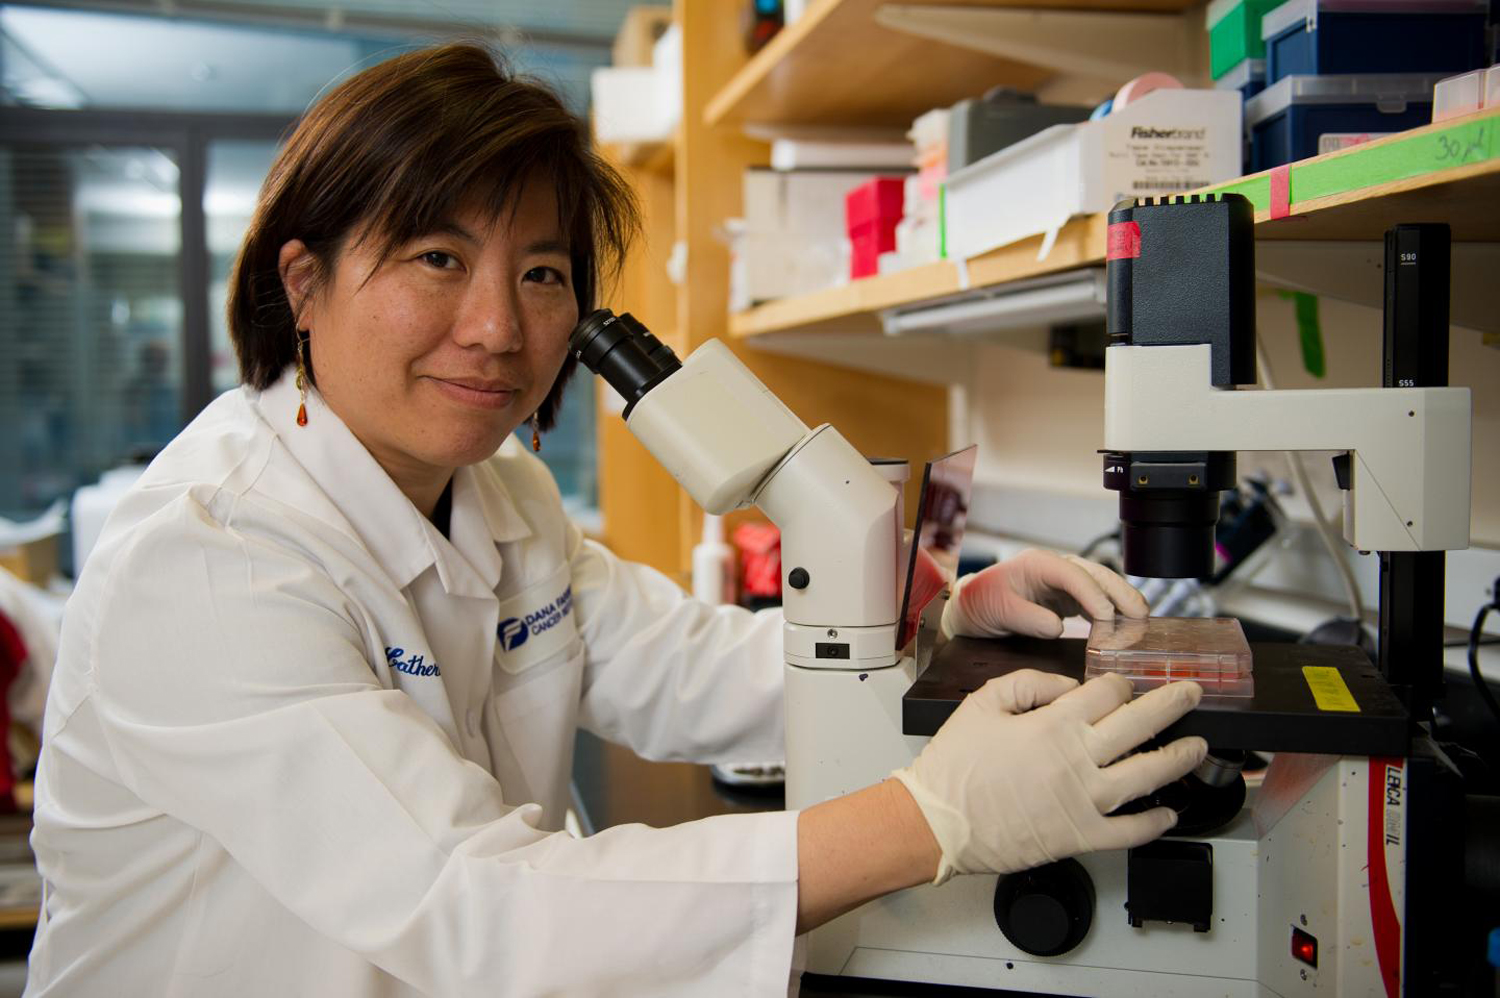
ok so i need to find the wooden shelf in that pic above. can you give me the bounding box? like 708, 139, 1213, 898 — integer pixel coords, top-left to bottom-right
729, 108, 1500, 341
704, 0, 1199, 130
600, 139, 675, 176
0, 904, 36, 931
1220, 113, 1500, 241
729, 215, 1104, 338
595, 5, 951, 578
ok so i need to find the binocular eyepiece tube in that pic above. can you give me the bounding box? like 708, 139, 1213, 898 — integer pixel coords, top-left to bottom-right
570, 308, 683, 417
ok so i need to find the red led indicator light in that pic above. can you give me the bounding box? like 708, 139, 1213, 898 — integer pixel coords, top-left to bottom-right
1291, 927, 1318, 968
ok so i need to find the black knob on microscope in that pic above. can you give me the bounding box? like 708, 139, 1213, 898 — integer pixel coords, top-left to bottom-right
993, 858, 1095, 957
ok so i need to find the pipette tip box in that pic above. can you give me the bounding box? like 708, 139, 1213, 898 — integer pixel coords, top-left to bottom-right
1086, 616, 1255, 696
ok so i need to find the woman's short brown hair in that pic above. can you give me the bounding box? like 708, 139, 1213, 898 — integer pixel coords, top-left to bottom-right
227, 41, 637, 432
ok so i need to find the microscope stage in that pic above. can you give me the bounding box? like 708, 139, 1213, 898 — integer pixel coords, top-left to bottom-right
904, 637, 1409, 755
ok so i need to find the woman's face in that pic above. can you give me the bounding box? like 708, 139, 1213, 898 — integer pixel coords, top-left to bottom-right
283, 185, 578, 493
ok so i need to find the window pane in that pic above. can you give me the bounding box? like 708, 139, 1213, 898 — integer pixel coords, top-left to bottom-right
0, 145, 182, 518
207, 139, 280, 395
517, 376, 598, 515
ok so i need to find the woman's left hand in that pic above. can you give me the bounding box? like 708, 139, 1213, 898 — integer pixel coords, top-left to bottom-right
942, 548, 1149, 640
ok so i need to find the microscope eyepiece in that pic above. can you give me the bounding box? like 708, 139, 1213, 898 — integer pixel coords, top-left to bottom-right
570, 308, 682, 417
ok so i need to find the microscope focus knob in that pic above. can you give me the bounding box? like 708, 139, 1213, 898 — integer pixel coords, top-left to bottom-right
993, 859, 1095, 957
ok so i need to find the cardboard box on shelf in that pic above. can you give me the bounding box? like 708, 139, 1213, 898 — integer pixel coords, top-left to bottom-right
0, 535, 58, 587
943, 88, 1244, 262
0, 503, 65, 586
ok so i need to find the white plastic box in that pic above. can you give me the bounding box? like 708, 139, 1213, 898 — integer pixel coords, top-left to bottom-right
727, 224, 849, 312
652, 24, 683, 136
591, 66, 666, 143
1433, 64, 1500, 121
742, 168, 880, 235
589, 24, 683, 144
942, 89, 1244, 261
729, 168, 882, 310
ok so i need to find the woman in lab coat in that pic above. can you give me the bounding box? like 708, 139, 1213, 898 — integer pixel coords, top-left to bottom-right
24, 42, 1207, 997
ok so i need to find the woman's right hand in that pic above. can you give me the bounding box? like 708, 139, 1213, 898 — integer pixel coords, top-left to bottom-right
892, 670, 1206, 884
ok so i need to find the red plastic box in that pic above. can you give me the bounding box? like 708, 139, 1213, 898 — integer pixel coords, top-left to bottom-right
845, 177, 905, 279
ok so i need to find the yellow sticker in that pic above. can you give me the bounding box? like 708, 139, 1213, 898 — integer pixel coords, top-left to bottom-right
1303, 666, 1360, 712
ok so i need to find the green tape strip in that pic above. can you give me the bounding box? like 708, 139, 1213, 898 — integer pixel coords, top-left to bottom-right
938, 184, 947, 260
1208, 174, 1271, 212
1202, 114, 1499, 214
1280, 291, 1326, 378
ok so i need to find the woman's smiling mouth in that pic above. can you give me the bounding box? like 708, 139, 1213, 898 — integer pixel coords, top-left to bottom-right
427, 376, 519, 410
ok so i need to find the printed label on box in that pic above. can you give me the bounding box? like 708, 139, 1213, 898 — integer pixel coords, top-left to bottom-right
1110, 124, 1217, 196
1318, 132, 1393, 155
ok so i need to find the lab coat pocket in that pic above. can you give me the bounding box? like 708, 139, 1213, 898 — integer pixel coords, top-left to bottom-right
493, 562, 579, 676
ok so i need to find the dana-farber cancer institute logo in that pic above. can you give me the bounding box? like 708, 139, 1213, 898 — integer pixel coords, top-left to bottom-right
498, 585, 574, 654
498, 617, 529, 652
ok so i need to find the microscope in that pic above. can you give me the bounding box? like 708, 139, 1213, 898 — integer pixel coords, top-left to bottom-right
571, 193, 1489, 996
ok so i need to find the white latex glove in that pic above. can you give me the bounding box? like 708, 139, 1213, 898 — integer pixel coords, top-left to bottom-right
893, 670, 1206, 884
942, 548, 1149, 640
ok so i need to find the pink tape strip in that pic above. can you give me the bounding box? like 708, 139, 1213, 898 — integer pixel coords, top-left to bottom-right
1269, 164, 1292, 220
1106, 221, 1142, 260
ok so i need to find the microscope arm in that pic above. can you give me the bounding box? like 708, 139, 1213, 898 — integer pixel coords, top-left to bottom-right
1104, 343, 1471, 552
624, 339, 903, 669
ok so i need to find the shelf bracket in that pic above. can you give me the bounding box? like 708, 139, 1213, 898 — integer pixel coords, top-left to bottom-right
873, 3, 1207, 103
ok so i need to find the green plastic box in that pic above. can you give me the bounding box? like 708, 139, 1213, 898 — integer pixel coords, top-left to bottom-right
1209, 0, 1288, 79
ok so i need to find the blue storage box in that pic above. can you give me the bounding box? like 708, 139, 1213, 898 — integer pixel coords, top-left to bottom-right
1261, 0, 1489, 84
1218, 60, 1268, 171
1215, 57, 1269, 100
1246, 74, 1442, 169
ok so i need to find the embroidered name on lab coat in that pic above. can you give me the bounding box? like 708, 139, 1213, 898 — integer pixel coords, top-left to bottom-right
385, 647, 441, 677
494, 564, 579, 674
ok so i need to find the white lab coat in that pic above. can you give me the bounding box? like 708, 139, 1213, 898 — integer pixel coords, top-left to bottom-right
25, 368, 800, 997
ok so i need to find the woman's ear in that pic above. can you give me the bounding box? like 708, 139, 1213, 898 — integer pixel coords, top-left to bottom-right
277, 239, 317, 328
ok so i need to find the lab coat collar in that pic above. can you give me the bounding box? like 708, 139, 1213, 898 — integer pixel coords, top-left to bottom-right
254, 368, 531, 597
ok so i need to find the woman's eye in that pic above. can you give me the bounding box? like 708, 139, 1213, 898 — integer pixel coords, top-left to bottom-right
523, 266, 567, 287
420, 251, 458, 270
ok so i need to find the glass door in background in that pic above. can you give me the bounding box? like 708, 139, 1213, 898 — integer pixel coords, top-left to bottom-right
206, 139, 278, 396
0, 144, 183, 518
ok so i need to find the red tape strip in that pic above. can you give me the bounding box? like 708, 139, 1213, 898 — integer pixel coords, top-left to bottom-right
1106, 221, 1141, 260
1269, 164, 1292, 220
1367, 758, 1403, 998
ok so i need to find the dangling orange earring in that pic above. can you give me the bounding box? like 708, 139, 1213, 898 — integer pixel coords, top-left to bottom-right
530, 413, 542, 453
294, 331, 310, 427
